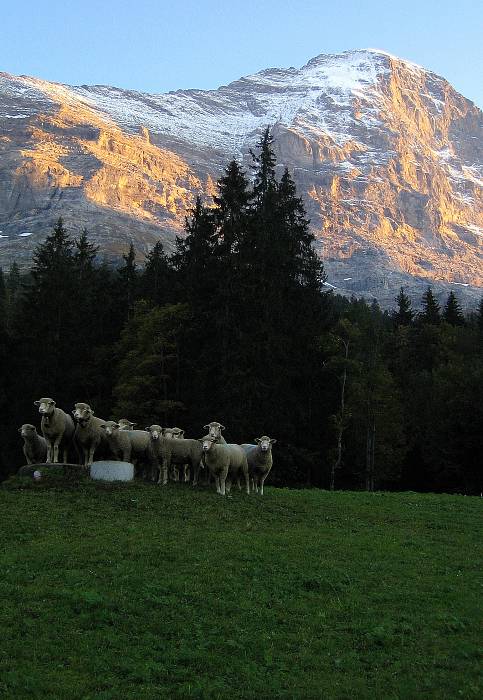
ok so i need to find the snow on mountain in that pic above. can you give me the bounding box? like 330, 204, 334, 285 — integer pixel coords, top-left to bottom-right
0, 49, 481, 306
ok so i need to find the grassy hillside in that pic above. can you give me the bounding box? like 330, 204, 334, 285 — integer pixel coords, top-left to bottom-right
0, 477, 481, 699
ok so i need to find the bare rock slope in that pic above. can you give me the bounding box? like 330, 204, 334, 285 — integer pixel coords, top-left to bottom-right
0, 49, 481, 305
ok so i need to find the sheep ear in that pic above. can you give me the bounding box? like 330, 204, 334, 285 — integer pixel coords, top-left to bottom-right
203, 424, 209, 430
131, 423, 137, 428
89, 408, 94, 415
49, 400, 56, 406
220, 424, 226, 430
255, 438, 261, 443
71, 410, 76, 416
270, 438, 277, 444
100, 424, 106, 431
145, 426, 151, 432
34, 401, 40, 406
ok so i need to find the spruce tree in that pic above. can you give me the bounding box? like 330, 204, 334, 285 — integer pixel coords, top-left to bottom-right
74, 229, 99, 280
420, 287, 441, 325
140, 240, 173, 306
117, 242, 138, 321
393, 287, 414, 326
5, 261, 20, 302
443, 291, 465, 326
250, 126, 277, 203
13, 217, 78, 401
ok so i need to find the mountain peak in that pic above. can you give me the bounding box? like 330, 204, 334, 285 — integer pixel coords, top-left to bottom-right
0, 52, 481, 306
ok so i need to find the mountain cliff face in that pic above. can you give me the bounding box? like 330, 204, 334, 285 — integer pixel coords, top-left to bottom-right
0, 49, 481, 305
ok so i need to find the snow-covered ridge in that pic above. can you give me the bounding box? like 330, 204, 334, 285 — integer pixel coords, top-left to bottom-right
0, 50, 450, 154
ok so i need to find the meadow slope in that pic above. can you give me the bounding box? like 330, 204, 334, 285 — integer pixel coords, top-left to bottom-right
0, 478, 481, 699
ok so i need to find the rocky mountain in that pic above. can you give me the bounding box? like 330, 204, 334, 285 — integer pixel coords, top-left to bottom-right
0, 49, 482, 306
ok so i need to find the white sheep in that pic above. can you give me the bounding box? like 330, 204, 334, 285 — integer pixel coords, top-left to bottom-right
34, 397, 75, 463
147, 426, 203, 486
144, 424, 171, 485
72, 402, 107, 467
19, 424, 47, 464
101, 421, 158, 479
163, 427, 189, 482
241, 436, 276, 495
200, 437, 250, 496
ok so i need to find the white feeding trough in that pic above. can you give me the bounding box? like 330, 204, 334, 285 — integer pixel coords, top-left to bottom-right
90, 461, 134, 482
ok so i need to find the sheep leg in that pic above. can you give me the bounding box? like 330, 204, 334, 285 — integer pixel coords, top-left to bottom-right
219, 471, 227, 496
53, 438, 61, 463
192, 460, 201, 487
87, 445, 96, 467
155, 455, 168, 486
245, 469, 250, 495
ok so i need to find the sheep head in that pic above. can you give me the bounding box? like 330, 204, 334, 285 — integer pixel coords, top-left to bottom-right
164, 427, 184, 439
255, 436, 276, 452
203, 421, 226, 439
34, 398, 55, 415
199, 436, 216, 452
19, 424, 38, 438
73, 402, 94, 423
118, 419, 136, 430
146, 425, 163, 441
100, 421, 119, 437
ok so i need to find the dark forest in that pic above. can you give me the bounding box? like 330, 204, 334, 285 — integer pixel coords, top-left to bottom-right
1, 130, 481, 494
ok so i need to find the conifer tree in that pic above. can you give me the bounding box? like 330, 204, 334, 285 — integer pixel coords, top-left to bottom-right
117, 242, 138, 321
5, 261, 20, 302
420, 287, 441, 325
443, 291, 465, 326
392, 287, 414, 326
250, 126, 277, 203
112, 301, 187, 426
74, 229, 99, 280
13, 217, 78, 400
140, 240, 173, 306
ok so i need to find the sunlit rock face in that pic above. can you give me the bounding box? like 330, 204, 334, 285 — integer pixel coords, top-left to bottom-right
0, 49, 481, 305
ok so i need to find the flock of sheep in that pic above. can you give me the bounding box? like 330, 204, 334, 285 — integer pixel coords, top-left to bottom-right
19, 397, 276, 495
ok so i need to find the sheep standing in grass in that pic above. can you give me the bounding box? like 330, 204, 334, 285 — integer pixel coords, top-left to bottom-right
163, 427, 189, 482
34, 397, 75, 463
101, 421, 158, 479
72, 402, 107, 467
145, 425, 171, 485
241, 436, 276, 495
19, 424, 47, 464
147, 426, 203, 486
200, 437, 250, 496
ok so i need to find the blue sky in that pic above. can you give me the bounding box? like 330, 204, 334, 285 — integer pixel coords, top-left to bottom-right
1, 0, 481, 106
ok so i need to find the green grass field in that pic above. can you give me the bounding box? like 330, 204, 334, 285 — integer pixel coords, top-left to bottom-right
0, 475, 481, 699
